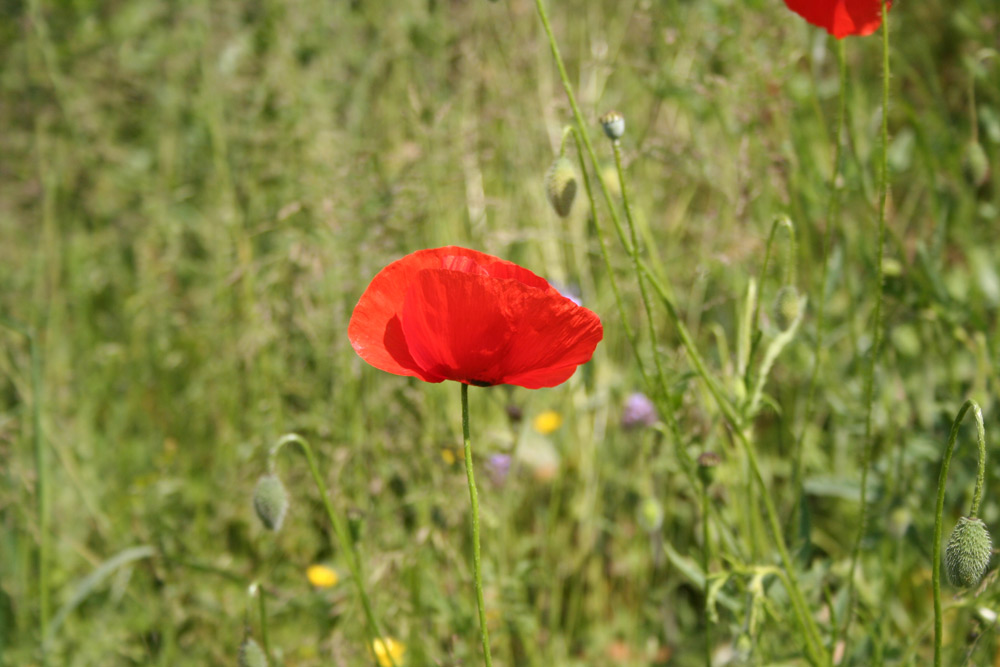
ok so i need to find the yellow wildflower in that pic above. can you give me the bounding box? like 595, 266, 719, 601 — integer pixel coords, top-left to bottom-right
532, 410, 563, 435
306, 564, 339, 588
440, 448, 456, 465
371, 637, 406, 667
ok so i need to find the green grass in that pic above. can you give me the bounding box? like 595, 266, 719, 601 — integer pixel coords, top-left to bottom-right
2, 0, 1000, 664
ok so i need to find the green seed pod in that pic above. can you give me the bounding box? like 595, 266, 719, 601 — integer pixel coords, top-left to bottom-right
772, 285, 801, 331
962, 140, 990, 188
945, 516, 992, 588
599, 110, 625, 141
545, 157, 578, 218
239, 637, 269, 667
253, 474, 288, 532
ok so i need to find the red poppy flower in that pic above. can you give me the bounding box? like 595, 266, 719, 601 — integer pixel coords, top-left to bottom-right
783, 0, 891, 39
349, 246, 603, 389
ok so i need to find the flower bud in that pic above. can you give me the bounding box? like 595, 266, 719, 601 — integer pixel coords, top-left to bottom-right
962, 141, 990, 188
545, 157, 578, 218
600, 110, 625, 140
253, 474, 289, 532
239, 637, 269, 667
945, 516, 992, 588
772, 285, 801, 331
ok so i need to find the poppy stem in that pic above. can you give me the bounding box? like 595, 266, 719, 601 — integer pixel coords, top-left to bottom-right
932, 399, 987, 667
841, 0, 890, 653
461, 383, 494, 666
268, 434, 397, 667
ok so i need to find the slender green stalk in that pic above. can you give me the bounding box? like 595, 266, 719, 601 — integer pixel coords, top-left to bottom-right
932, 400, 987, 667
269, 434, 397, 667
841, 2, 890, 650
0, 317, 47, 659
257, 584, 272, 663
569, 128, 650, 390
792, 38, 848, 538
461, 383, 494, 667
750, 215, 796, 336
611, 140, 669, 402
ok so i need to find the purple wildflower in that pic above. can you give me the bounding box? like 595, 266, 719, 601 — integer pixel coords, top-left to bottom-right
621, 392, 657, 429
486, 454, 512, 486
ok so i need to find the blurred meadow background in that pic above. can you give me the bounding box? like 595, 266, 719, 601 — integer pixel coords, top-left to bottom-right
3, 0, 1000, 664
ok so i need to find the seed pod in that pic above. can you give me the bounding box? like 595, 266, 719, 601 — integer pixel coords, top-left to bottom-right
962, 140, 990, 188
599, 110, 625, 140
253, 474, 289, 532
239, 637, 269, 667
545, 157, 578, 218
772, 285, 801, 331
697, 451, 721, 487
945, 516, 992, 588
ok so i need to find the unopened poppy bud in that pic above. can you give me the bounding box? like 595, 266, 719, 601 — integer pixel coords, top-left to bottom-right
772, 285, 801, 331
962, 141, 990, 188
600, 110, 625, 141
545, 157, 578, 218
253, 474, 288, 532
697, 451, 721, 486
945, 516, 992, 588
239, 637, 269, 667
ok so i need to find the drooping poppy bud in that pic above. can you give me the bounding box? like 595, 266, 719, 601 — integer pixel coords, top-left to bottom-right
253, 474, 289, 532
546, 157, 578, 218
945, 516, 992, 588
772, 285, 802, 331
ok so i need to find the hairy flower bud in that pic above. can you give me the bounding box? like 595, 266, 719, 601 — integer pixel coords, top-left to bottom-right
945, 516, 992, 588
546, 157, 578, 218
253, 474, 289, 532
772, 285, 801, 331
239, 637, 269, 667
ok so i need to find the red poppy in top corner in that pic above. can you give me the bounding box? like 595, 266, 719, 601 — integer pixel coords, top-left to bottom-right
348, 246, 603, 389
783, 0, 891, 39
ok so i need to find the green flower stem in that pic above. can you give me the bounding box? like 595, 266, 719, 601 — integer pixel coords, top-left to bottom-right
461, 383, 494, 667
611, 140, 670, 403
641, 267, 826, 665
842, 1, 890, 650
933, 399, 987, 667
792, 37, 848, 545
0, 317, 48, 659
569, 128, 650, 390
269, 434, 397, 667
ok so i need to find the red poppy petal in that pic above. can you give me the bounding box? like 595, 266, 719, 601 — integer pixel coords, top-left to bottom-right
399, 269, 516, 385
348, 246, 504, 380
783, 0, 889, 38
498, 291, 603, 389
400, 269, 602, 388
